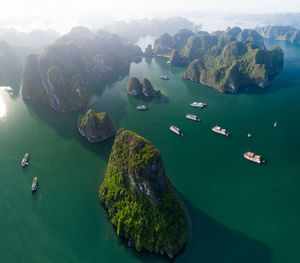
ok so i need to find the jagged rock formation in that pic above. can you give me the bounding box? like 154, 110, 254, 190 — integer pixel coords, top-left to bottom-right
102, 16, 201, 43
153, 29, 195, 56
144, 44, 153, 56
21, 26, 142, 112
0, 28, 59, 48
153, 27, 284, 93
78, 109, 116, 143
0, 41, 22, 85
257, 25, 300, 43
99, 129, 187, 258
153, 32, 174, 55
127, 77, 161, 97
169, 49, 182, 66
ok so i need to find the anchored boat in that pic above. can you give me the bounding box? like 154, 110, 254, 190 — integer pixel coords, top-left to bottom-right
170, 125, 184, 136
186, 114, 200, 122
243, 152, 266, 164
136, 105, 148, 111
160, 75, 169, 80
190, 102, 207, 109
32, 177, 38, 192
212, 126, 230, 136
21, 153, 29, 167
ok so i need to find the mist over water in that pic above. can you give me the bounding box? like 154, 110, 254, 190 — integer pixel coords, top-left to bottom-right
1, 0, 300, 262
135, 35, 157, 50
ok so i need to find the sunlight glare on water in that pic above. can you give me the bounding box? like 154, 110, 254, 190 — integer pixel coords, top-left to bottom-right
0, 94, 7, 118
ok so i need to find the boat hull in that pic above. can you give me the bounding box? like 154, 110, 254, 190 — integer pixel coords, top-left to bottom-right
32, 177, 38, 192
21, 153, 29, 167
186, 118, 200, 122
243, 153, 266, 164
170, 126, 184, 136
212, 129, 230, 136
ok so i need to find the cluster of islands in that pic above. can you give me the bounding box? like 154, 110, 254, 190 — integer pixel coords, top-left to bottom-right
152, 27, 283, 93
11, 24, 287, 258
257, 25, 300, 43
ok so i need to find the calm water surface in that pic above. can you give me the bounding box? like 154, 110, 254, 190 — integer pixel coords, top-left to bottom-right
0, 39, 299, 263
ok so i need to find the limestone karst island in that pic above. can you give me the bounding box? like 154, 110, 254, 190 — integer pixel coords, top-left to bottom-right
2, 2, 300, 263
99, 129, 187, 258
153, 28, 283, 92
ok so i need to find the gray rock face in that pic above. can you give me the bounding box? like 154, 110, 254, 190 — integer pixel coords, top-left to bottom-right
127, 77, 161, 98
153, 33, 174, 55
0, 41, 22, 85
91, 55, 112, 78
22, 27, 142, 112
129, 150, 168, 202
144, 44, 153, 56
99, 128, 187, 258
257, 25, 300, 43
78, 110, 116, 143
128, 88, 139, 96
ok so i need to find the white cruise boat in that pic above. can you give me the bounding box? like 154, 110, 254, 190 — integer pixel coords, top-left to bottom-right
160, 75, 169, 80
185, 114, 200, 121
21, 153, 29, 167
212, 126, 230, 136
32, 177, 38, 192
243, 152, 266, 164
170, 125, 184, 136
190, 102, 207, 109
136, 105, 148, 111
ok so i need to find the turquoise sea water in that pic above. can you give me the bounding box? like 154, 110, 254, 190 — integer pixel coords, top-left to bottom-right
0, 39, 300, 263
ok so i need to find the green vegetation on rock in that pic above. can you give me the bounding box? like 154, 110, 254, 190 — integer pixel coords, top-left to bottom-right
153, 33, 174, 55
153, 27, 284, 93
22, 54, 47, 102
78, 109, 116, 143
126, 77, 142, 96
22, 27, 142, 112
99, 129, 187, 258
127, 77, 161, 97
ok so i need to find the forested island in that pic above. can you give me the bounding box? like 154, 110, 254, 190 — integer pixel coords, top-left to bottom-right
21, 26, 142, 112
78, 109, 116, 143
153, 27, 284, 93
127, 77, 161, 97
99, 129, 187, 258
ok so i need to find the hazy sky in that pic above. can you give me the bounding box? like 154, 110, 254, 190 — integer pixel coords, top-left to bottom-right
1, 0, 300, 32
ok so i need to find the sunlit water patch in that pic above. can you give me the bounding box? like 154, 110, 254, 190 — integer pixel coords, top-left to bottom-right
0, 86, 14, 95
0, 94, 7, 118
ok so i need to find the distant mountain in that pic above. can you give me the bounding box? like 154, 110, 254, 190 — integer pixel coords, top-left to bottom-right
0, 28, 60, 86
22, 27, 142, 112
257, 25, 300, 43
101, 17, 201, 43
0, 28, 59, 48
0, 41, 22, 86
153, 27, 283, 93
225, 13, 300, 29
